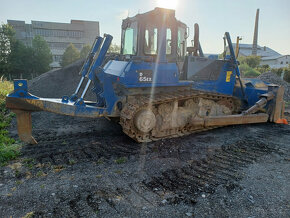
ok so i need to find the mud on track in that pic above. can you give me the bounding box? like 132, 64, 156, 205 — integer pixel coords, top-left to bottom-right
1, 113, 290, 217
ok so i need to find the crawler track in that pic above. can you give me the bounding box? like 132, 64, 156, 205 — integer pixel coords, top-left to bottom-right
120, 90, 237, 142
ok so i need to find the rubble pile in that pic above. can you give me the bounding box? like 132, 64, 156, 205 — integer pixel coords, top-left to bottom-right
28, 59, 95, 100
258, 72, 290, 102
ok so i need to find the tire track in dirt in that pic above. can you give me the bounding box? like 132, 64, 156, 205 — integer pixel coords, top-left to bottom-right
2, 124, 289, 217
20, 130, 140, 166
143, 136, 288, 206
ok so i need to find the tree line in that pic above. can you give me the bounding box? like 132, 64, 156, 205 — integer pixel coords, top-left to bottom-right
0, 23, 121, 80
238, 55, 290, 82
61, 43, 120, 67
0, 24, 52, 80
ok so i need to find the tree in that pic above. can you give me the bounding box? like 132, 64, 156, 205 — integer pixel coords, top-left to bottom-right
8, 40, 33, 78
238, 55, 261, 68
0, 24, 15, 76
256, 64, 270, 74
61, 43, 80, 67
108, 44, 121, 53
1, 26, 52, 79
80, 44, 91, 59
239, 62, 261, 77
32, 35, 52, 74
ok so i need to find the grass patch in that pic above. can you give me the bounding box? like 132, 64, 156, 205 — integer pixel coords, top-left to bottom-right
22, 158, 35, 169
0, 79, 21, 165
114, 157, 128, 164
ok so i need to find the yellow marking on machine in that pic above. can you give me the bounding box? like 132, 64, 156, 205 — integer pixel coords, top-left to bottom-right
226, 71, 232, 82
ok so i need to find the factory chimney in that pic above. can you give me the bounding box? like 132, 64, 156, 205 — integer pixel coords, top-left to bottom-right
252, 9, 259, 56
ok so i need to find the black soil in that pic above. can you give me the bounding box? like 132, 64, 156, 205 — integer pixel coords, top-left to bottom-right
1, 62, 290, 217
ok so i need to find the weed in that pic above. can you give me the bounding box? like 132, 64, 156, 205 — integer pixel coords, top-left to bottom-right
16, 180, 23, 185
114, 157, 128, 164
40, 184, 45, 189
11, 187, 16, 191
22, 211, 34, 218
0, 162, 7, 167
23, 158, 35, 169
0, 143, 21, 164
68, 159, 76, 165
36, 171, 46, 177
0, 80, 21, 165
23, 158, 34, 163
114, 170, 123, 174
96, 158, 104, 165
14, 169, 20, 177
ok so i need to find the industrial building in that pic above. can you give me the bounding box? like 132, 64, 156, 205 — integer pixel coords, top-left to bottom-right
232, 43, 281, 58
228, 9, 289, 69
260, 55, 290, 69
7, 19, 99, 68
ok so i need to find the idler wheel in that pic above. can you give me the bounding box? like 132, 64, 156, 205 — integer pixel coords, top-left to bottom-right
134, 109, 156, 133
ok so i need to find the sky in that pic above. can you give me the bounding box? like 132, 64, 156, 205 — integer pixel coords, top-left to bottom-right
0, 0, 289, 54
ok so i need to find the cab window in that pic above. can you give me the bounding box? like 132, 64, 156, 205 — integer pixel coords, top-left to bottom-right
144, 26, 158, 55
166, 28, 172, 55
178, 27, 186, 57
122, 22, 138, 55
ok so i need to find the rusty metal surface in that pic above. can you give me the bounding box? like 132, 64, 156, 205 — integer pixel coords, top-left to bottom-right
6, 96, 105, 144
204, 113, 269, 127
243, 98, 268, 115
272, 86, 285, 122
6, 97, 104, 118
13, 110, 37, 144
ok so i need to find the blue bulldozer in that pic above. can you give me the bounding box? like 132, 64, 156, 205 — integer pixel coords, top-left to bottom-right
6, 8, 287, 144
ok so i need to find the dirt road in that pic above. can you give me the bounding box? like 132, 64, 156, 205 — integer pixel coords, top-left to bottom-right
1, 112, 289, 217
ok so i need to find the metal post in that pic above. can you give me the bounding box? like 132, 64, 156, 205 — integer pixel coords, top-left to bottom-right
71, 36, 103, 100
225, 32, 245, 98
158, 25, 167, 63
79, 34, 113, 101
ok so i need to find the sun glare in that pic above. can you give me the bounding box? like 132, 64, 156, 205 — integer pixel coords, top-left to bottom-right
156, 0, 178, 10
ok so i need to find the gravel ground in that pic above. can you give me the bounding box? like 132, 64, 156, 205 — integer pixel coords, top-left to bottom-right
1, 63, 289, 217
1, 114, 289, 217
258, 72, 290, 102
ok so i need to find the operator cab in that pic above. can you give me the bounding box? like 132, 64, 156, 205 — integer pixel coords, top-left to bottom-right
121, 7, 188, 63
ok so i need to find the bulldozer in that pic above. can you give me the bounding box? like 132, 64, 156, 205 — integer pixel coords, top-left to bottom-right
6, 7, 287, 144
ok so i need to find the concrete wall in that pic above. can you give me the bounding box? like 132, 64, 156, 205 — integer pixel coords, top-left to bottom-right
7, 19, 99, 68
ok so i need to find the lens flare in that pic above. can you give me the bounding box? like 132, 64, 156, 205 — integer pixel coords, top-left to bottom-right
156, 0, 178, 10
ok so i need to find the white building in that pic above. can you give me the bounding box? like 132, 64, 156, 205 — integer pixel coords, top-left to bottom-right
232, 43, 281, 58
229, 43, 289, 69
261, 55, 290, 69
8, 19, 99, 68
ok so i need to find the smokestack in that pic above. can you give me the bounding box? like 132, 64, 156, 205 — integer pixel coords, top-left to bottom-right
252, 9, 259, 56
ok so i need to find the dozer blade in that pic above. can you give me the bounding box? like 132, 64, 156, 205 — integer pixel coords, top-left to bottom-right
6, 80, 108, 144
13, 110, 37, 144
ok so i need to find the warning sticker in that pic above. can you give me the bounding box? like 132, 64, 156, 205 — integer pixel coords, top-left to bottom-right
226, 71, 232, 82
